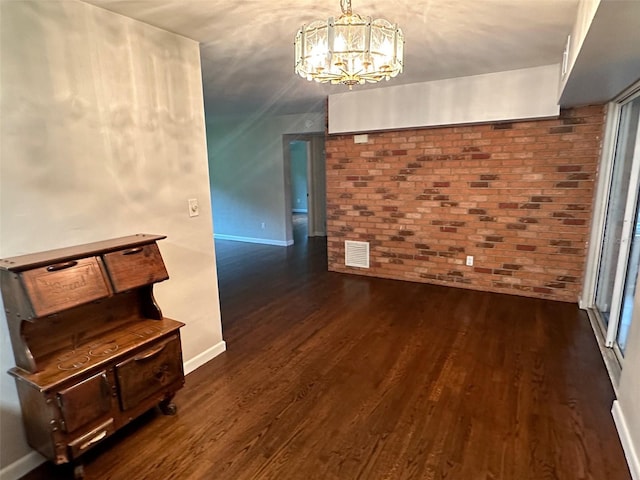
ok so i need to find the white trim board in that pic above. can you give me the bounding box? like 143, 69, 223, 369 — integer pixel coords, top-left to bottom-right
1, 341, 227, 480
613, 400, 640, 480
214, 234, 293, 247
329, 64, 561, 134
0, 451, 46, 480
184, 340, 226, 375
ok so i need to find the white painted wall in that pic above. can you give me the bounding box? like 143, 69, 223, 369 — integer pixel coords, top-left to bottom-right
328, 64, 561, 134
0, 1, 223, 476
614, 281, 640, 479
207, 113, 324, 246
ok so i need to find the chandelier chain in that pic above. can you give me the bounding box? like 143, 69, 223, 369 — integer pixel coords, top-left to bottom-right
340, 0, 352, 15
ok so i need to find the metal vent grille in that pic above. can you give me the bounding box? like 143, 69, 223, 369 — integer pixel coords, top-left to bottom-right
345, 240, 369, 268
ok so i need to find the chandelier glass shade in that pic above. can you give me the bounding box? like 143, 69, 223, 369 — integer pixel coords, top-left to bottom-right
294, 0, 404, 88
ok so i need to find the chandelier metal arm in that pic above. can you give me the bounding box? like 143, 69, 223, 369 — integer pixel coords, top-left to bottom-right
340, 0, 352, 16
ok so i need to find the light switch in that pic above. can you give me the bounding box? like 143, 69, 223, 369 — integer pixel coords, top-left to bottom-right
188, 198, 199, 217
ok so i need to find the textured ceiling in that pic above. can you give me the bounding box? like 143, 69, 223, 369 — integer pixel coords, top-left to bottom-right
83, 0, 579, 117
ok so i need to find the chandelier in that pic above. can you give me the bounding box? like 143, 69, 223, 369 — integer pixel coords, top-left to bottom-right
294, 0, 404, 89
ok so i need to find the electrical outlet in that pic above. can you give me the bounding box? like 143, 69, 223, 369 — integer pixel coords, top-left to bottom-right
261, 222, 266, 229
466, 255, 474, 266
188, 198, 199, 217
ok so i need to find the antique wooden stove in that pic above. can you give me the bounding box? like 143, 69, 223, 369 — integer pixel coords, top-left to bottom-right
0, 234, 185, 478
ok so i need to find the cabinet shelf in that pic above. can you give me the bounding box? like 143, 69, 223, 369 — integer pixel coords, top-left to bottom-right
10, 317, 184, 392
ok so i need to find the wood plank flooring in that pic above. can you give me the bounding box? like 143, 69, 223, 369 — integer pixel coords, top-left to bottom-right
22, 228, 630, 479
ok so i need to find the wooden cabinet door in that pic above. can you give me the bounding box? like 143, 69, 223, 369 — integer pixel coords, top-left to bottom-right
21, 258, 110, 317
57, 371, 112, 433
103, 244, 168, 292
115, 336, 183, 411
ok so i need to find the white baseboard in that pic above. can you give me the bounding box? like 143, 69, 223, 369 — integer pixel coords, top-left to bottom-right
1, 342, 227, 480
214, 234, 293, 247
292, 209, 308, 213
613, 400, 640, 480
183, 340, 227, 375
0, 450, 46, 480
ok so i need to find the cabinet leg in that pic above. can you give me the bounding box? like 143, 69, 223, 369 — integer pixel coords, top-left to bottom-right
159, 395, 177, 415
73, 463, 85, 479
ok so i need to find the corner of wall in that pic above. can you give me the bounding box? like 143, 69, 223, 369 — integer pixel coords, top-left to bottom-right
612, 400, 640, 480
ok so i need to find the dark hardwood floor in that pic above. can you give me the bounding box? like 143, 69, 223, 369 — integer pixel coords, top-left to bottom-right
22, 222, 630, 479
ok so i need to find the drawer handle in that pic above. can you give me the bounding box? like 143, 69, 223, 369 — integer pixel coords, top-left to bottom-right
122, 247, 143, 256
134, 343, 167, 361
79, 430, 107, 451
46, 261, 78, 272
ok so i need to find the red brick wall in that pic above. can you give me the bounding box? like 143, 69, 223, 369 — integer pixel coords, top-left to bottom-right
325, 105, 605, 302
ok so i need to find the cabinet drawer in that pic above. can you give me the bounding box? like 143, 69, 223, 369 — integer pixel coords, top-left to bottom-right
57, 371, 111, 433
103, 243, 168, 292
115, 336, 183, 411
68, 418, 115, 459
21, 258, 110, 317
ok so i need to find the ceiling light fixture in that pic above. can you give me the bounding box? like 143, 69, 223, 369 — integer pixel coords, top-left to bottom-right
294, 0, 404, 89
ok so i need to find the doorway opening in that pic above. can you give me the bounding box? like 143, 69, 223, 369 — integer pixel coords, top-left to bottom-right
283, 134, 327, 245
583, 83, 640, 385
594, 93, 640, 357
289, 140, 309, 240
